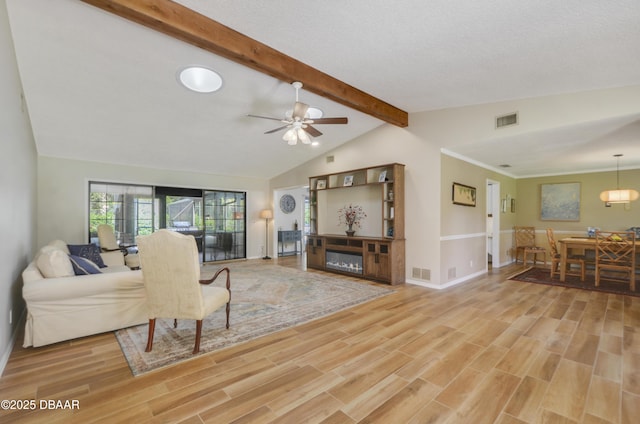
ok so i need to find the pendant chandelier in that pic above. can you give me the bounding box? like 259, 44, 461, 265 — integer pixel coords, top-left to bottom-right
599, 154, 639, 203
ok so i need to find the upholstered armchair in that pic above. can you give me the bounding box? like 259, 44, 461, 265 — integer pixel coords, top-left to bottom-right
97, 224, 140, 269
137, 229, 231, 354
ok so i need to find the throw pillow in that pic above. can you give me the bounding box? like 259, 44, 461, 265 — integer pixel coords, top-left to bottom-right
67, 244, 106, 268
36, 246, 74, 278
68, 255, 102, 275
48, 239, 70, 254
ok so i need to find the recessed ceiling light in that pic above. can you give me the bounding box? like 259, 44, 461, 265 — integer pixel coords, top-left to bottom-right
178, 66, 223, 93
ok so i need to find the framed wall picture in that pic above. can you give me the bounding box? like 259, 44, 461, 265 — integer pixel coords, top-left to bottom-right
452, 182, 476, 207
316, 179, 326, 189
343, 175, 354, 186
378, 170, 387, 182
540, 182, 580, 221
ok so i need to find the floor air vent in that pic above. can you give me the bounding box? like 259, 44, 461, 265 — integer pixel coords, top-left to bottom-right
496, 112, 518, 128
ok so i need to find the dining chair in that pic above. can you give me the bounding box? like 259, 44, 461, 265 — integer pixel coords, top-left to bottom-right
137, 230, 231, 354
595, 230, 636, 291
546, 228, 586, 281
514, 226, 546, 267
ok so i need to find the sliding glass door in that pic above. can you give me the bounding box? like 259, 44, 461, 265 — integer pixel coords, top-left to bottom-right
90, 182, 246, 263
203, 190, 246, 261
155, 187, 246, 262
155, 186, 205, 253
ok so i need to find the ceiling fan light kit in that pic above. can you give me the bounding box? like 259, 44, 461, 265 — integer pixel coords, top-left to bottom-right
248, 82, 348, 146
599, 154, 639, 204
283, 124, 311, 145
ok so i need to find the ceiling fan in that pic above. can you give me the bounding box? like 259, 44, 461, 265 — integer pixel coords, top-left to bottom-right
248, 82, 348, 145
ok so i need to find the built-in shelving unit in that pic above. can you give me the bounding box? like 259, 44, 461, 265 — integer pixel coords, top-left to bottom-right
307, 163, 405, 285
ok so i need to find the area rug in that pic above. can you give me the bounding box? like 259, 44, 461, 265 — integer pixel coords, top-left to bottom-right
115, 261, 393, 376
509, 266, 639, 297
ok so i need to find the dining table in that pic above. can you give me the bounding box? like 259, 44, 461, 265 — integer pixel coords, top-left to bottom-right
557, 236, 639, 282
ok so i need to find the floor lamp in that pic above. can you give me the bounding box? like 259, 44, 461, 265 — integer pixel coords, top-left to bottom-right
260, 209, 273, 259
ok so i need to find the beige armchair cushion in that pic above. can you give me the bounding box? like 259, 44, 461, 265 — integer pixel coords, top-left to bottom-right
137, 229, 231, 354
97, 224, 120, 251
48, 239, 70, 254
138, 230, 229, 320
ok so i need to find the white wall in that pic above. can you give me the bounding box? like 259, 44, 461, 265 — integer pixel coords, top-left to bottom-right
37, 157, 270, 259
317, 185, 381, 237
272, 186, 307, 257
0, 0, 37, 374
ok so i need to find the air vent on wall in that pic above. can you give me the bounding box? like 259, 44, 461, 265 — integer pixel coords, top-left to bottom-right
496, 112, 518, 128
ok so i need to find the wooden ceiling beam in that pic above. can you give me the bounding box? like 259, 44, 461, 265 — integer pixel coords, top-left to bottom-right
80, 0, 409, 127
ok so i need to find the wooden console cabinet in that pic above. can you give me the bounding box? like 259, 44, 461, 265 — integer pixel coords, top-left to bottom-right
307, 163, 405, 285
307, 236, 325, 269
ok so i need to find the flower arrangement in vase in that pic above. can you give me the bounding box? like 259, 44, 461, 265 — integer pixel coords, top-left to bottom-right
338, 204, 367, 236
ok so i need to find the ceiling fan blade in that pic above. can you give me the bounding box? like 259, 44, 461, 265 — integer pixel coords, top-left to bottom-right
292, 102, 309, 120
247, 114, 285, 122
304, 125, 323, 138
312, 117, 348, 125
264, 125, 290, 134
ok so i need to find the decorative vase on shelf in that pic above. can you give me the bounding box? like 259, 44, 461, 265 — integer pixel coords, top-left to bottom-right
338, 204, 365, 237
346, 224, 355, 237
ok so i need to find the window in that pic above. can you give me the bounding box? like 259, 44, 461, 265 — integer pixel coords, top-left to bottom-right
89, 182, 153, 245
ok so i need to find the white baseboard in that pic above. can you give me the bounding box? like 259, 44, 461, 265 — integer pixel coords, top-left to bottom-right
0, 310, 25, 377
406, 269, 487, 289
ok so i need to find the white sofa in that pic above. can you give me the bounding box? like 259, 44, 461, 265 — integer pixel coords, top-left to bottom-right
22, 240, 147, 347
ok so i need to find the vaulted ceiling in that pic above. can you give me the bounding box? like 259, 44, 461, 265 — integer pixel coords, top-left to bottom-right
6, 0, 640, 179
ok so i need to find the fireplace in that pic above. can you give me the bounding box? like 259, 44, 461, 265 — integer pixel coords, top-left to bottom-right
326, 250, 363, 275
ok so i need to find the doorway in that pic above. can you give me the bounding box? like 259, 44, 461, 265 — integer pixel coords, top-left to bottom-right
486, 180, 501, 269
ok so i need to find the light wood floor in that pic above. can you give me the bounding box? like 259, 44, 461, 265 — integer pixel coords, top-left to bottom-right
1, 257, 639, 423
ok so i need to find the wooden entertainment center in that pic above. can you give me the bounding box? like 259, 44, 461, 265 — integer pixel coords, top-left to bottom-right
307, 163, 405, 285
